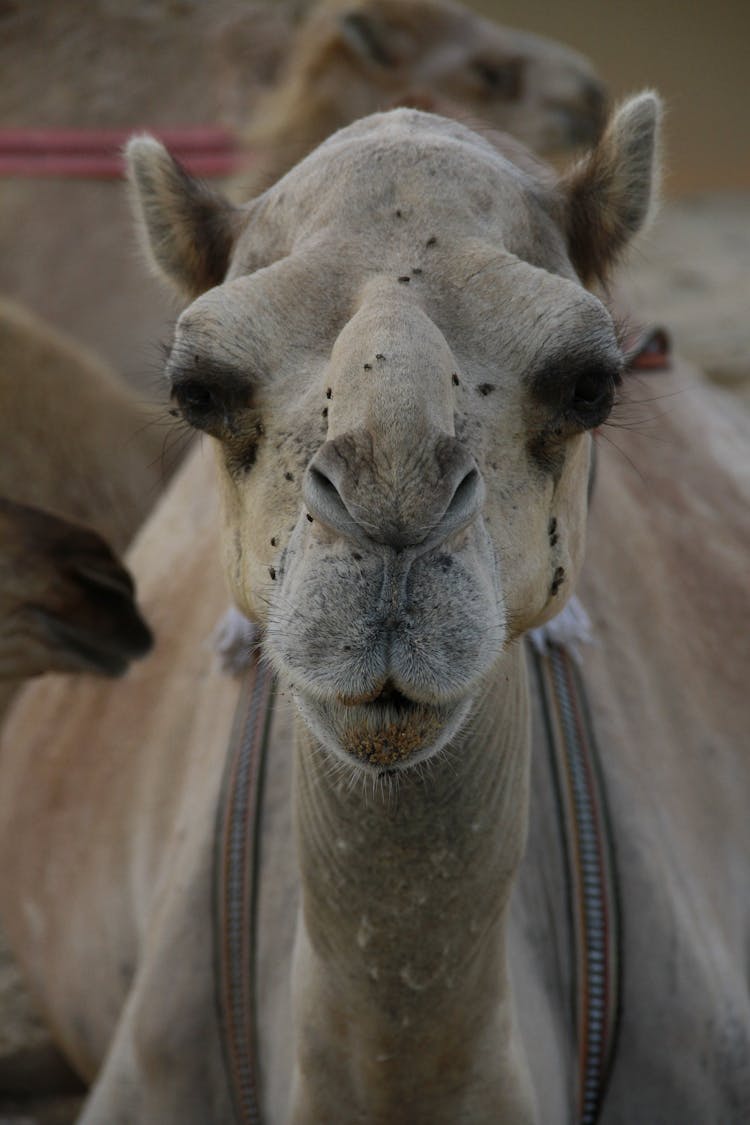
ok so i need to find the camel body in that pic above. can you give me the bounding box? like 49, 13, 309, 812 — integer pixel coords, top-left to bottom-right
1, 107, 749, 1123
2, 367, 747, 1123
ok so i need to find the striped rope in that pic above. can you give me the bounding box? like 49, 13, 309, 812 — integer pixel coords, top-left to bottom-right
214, 655, 275, 1125
529, 639, 622, 1124
0, 126, 240, 178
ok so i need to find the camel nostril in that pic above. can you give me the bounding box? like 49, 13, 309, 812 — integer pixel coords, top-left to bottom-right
440, 467, 483, 537
303, 463, 364, 541
449, 467, 479, 510
309, 466, 338, 501
305, 439, 483, 549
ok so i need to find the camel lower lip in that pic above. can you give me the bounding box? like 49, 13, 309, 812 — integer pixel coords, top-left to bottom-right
295, 690, 472, 771
340, 701, 446, 766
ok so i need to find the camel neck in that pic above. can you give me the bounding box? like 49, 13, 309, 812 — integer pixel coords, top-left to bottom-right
289, 643, 536, 1124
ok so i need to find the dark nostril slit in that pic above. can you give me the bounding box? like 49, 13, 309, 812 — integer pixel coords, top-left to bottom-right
446, 468, 479, 518
310, 467, 337, 497
305, 464, 358, 535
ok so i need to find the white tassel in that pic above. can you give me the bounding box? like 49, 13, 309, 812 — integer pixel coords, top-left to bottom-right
213, 605, 259, 676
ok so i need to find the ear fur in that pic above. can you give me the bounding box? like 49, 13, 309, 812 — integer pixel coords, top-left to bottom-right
562, 91, 662, 285
125, 135, 241, 300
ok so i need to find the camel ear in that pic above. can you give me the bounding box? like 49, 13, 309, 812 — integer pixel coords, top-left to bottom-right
562, 91, 662, 285
125, 136, 241, 300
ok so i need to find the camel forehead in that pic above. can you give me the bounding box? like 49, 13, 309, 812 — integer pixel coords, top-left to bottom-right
232, 110, 561, 265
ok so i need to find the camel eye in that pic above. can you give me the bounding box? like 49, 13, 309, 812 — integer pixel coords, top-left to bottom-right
174, 380, 215, 413
568, 368, 618, 428
171, 379, 220, 430
169, 372, 256, 442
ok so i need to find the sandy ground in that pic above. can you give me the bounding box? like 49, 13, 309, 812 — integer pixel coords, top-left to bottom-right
624, 195, 750, 403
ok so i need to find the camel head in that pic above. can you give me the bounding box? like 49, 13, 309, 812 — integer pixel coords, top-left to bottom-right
246, 0, 607, 159
128, 93, 659, 771
0, 498, 153, 680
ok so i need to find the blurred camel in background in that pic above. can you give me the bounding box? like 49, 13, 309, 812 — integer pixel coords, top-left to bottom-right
235, 0, 605, 192
0, 297, 160, 714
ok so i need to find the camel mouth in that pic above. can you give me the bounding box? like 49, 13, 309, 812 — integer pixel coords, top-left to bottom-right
295, 684, 473, 773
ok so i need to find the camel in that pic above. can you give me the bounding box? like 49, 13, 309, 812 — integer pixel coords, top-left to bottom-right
2, 98, 749, 1123
0, 494, 152, 1112
0, 497, 152, 684
0, 12, 607, 1105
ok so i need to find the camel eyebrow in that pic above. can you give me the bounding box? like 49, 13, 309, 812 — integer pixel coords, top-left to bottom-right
165, 348, 253, 392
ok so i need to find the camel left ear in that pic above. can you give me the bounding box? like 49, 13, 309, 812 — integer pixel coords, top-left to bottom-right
562, 91, 662, 285
126, 136, 242, 300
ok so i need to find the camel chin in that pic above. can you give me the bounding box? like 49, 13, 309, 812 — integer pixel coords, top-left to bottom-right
293, 686, 473, 774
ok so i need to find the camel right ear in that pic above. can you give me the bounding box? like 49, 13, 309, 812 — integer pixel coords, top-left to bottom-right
126, 136, 242, 300
561, 92, 662, 285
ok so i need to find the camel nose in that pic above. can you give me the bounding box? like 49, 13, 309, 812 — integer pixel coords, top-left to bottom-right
303, 435, 484, 550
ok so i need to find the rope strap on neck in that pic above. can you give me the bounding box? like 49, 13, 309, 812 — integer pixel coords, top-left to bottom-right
528, 639, 622, 1125
214, 655, 275, 1125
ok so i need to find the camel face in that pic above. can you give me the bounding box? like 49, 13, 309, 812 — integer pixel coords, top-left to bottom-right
129, 99, 659, 771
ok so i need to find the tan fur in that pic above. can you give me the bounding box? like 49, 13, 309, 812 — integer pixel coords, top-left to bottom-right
2, 101, 748, 1123
0, 298, 162, 714
0, 302, 161, 1096
127, 137, 244, 301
